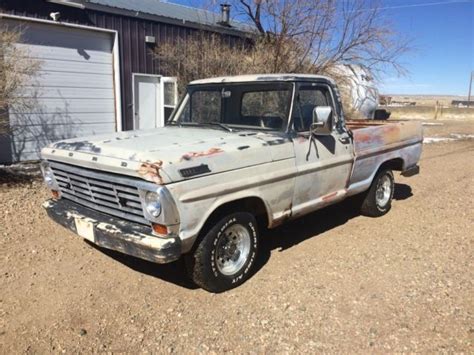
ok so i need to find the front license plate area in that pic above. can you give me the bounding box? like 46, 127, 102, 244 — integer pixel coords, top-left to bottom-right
75, 217, 95, 243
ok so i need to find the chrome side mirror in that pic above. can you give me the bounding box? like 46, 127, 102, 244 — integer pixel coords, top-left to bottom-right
310, 106, 333, 135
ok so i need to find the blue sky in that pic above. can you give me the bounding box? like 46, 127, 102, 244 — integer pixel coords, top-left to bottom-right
376, 0, 474, 95
171, 0, 473, 96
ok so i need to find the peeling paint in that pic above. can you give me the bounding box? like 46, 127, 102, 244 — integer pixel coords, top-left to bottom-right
53, 141, 102, 153
181, 147, 224, 161
137, 160, 164, 184
322, 191, 338, 202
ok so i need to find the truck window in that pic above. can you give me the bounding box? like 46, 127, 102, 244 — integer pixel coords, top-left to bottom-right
190, 90, 221, 123
237, 89, 290, 129
172, 83, 292, 131
294, 85, 334, 132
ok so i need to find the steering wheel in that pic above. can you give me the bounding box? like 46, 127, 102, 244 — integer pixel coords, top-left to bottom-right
259, 111, 285, 128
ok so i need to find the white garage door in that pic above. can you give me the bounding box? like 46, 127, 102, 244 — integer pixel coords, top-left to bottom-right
1, 19, 118, 163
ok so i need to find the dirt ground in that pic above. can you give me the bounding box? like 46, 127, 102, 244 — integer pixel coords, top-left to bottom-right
1, 120, 473, 353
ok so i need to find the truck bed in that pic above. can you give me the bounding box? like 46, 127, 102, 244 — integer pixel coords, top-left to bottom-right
346, 119, 423, 196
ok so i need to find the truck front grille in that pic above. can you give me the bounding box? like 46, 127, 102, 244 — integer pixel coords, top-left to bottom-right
49, 161, 148, 224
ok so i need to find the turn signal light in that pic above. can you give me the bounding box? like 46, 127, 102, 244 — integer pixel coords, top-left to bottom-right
51, 190, 60, 199
152, 223, 168, 235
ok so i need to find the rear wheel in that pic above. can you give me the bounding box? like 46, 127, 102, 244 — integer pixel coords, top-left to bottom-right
360, 168, 394, 217
185, 212, 259, 292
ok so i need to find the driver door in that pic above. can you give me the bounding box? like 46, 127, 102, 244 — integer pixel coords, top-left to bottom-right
291, 82, 354, 217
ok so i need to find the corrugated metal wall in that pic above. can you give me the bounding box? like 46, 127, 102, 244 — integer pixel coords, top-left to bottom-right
0, 0, 244, 131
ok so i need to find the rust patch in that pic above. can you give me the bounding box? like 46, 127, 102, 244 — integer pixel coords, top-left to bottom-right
181, 147, 223, 161
354, 131, 378, 144
322, 191, 338, 202
295, 135, 307, 144
137, 160, 164, 184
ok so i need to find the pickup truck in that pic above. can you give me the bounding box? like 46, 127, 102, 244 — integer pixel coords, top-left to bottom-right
41, 74, 422, 292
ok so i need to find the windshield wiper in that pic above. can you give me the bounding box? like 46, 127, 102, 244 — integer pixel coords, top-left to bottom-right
201, 122, 234, 132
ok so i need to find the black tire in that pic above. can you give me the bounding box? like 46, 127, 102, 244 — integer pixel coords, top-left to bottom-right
185, 212, 259, 292
360, 168, 395, 217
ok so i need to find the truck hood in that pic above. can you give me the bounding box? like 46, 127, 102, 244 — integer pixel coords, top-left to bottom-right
41, 126, 294, 184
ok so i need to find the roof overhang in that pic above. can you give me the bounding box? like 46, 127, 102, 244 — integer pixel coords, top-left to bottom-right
45, 0, 255, 38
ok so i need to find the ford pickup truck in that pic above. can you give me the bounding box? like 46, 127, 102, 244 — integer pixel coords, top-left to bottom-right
41, 74, 422, 292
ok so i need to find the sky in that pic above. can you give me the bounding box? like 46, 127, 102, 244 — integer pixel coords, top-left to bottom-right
375, 0, 474, 96
170, 0, 473, 96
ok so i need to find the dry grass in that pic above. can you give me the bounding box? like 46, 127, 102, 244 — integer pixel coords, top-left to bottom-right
388, 95, 468, 107
388, 106, 474, 121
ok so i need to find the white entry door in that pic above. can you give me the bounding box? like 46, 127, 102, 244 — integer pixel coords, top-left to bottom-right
133, 74, 177, 130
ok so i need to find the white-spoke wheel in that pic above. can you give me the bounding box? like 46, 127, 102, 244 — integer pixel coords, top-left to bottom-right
215, 224, 251, 276
376, 174, 392, 208
360, 168, 394, 217
185, 212, 259, 292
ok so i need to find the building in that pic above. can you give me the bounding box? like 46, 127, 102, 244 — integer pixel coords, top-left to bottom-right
0, 0, 252, 163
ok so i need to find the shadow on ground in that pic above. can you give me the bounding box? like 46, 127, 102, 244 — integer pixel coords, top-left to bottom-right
95, 246, 199, 289
93, 182, 414, 291
393, 183, 412, 200
0, 162, 41, 186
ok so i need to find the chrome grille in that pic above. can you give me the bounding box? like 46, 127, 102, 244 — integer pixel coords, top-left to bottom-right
49, 161, 148, 224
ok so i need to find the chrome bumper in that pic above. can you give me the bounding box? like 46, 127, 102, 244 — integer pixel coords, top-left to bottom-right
42, 198, 181, 264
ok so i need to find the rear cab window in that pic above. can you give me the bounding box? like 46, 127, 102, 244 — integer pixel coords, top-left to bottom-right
294, 84, 335, 132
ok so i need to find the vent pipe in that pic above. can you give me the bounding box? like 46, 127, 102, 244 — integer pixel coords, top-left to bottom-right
219, 4, 231, 27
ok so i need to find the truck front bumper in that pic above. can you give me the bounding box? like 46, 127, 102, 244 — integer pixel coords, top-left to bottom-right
42, 198, 181, 264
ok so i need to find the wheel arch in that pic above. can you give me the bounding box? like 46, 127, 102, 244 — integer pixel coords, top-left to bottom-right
378, 157, 405, 172
190, 196, 270, 252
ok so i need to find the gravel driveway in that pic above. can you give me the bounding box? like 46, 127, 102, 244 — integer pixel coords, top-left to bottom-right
1, 121, 473, 353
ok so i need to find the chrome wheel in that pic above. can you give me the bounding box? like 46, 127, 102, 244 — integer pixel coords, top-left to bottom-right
376, 174, 392, 207
215, 224, 251, 276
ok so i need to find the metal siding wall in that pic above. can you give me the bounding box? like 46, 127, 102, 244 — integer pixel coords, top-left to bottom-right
1, 1, 245, 132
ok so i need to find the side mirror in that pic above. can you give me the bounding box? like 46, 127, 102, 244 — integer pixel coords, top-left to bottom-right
310, 106, 333, 135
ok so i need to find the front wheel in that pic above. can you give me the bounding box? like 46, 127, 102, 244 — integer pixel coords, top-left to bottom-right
360, 168, 395, 217
185, 212, 259, 292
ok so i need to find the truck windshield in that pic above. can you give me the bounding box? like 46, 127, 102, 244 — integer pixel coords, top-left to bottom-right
169, 83, 293, 131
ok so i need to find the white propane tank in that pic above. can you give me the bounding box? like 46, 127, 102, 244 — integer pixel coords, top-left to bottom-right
335, 64, 380, 119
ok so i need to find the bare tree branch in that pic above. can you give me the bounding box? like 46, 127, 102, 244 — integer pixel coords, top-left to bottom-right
0, 25, 41, 135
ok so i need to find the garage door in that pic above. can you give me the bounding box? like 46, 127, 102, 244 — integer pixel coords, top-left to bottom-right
1, 19, 118, 163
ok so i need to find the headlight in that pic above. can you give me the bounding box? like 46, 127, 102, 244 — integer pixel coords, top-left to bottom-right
144, 191, 162, 218
43, 168, 55, 188
40, 162, 57, 189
